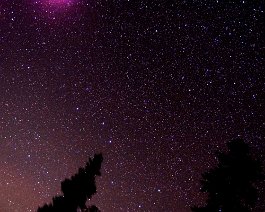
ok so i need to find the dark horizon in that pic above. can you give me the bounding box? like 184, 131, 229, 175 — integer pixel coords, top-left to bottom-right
0, 0, 264, 211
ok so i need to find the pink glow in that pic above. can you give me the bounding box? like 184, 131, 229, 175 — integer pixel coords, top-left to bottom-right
32, 0, 76, 8
33, 0, 77, 13
47, 0, 74, 5
32, 0, 80, 21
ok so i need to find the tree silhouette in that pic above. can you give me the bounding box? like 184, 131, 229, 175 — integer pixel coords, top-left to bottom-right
192, 138, 263, 212
37, 153, 103, 212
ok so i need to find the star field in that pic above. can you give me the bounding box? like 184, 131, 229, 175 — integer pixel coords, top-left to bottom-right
0, 1, 264, 211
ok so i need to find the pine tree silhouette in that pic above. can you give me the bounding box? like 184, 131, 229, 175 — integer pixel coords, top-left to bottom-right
37, 153, 103, 212
192, 138, 263, 212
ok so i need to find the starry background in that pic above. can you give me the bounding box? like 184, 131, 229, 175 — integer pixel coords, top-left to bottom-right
0, 0, 264, 211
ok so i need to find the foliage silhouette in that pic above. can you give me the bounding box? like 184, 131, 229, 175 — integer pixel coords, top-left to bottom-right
192, 138, 263, 212
37, 153, 103, 212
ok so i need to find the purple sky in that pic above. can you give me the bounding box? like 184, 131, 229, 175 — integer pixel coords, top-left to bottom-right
0, 1, 264, 211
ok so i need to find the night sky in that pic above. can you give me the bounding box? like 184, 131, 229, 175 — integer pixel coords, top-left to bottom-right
0, 0, 264, 211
